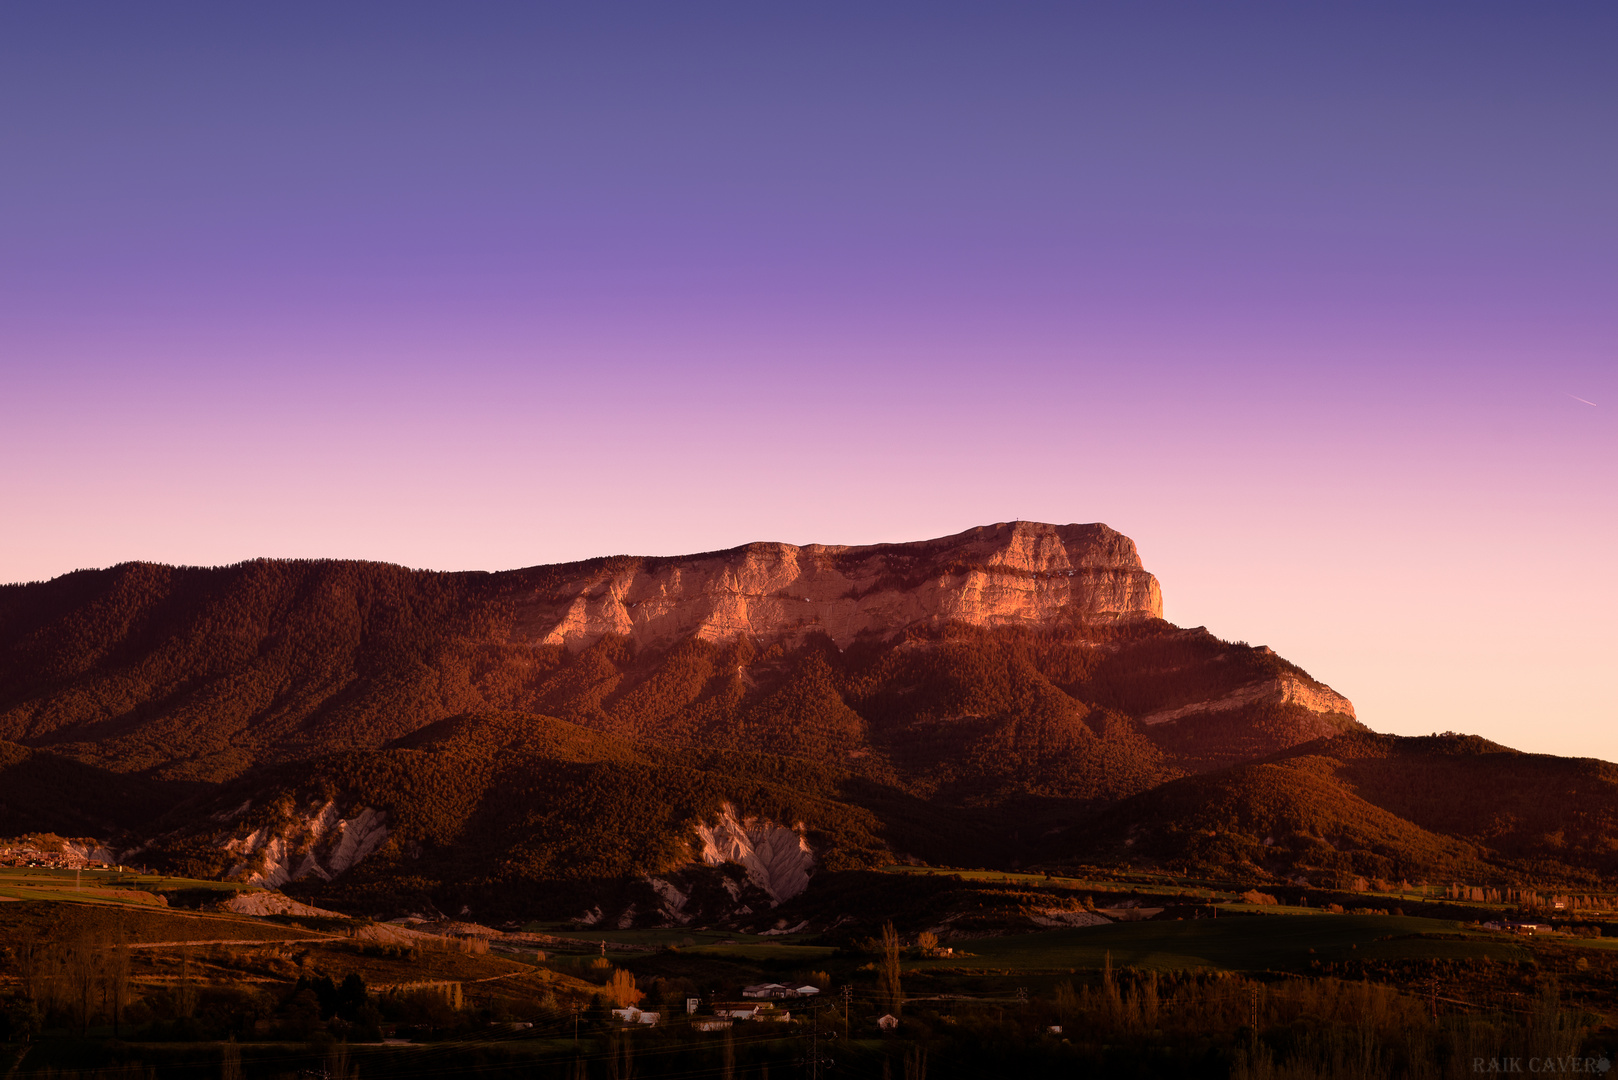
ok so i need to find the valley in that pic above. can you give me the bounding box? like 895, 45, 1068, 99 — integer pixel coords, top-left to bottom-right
2, 858, 1615, 1078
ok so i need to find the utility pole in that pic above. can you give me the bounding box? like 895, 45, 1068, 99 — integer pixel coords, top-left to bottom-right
800, 1006, 833, 1080
842, 984, 852, 1038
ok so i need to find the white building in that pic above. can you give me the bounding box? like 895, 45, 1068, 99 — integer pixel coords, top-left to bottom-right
610, 1008, 661, 1025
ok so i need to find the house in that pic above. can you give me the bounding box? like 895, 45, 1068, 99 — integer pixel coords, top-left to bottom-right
878, 1014, 900, 1031
742, 983, 794, 999
717, 1006, 760, 1020
609, 1008, 661, 1025
741, 982, 820, 1000
1505, 921, 1554, 935
693, 1019, 734, 1032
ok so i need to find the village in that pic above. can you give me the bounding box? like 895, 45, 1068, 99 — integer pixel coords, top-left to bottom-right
0, 838, 110, 870
610, 981, 836, 1030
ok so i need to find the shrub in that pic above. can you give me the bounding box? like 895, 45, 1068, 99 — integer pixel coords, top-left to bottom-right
606, 969, 642, 1009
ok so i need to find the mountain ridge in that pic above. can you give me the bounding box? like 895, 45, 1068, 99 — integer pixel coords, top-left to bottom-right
0, 521, 1350, 786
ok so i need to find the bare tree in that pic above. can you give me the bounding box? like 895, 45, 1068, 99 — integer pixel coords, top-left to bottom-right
326, 1040, 357, 1080
606, 1033, 634, 1080
101, 919, 132, 1037
65, 924, 102, 1035
178, 946, 196, 1020
878, 922, 903, 1018
221, 1039, 243, 1080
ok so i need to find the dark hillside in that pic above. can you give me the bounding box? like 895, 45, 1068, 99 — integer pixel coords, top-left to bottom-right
1061, 756, 1494, 884
1312, 732, 1618, 876
1058, 731, 1618, 885
0, 740, 192, 838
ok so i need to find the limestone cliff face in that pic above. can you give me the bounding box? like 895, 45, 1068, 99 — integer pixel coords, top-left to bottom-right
504, 521, 1162, 651
1140, 675, 1357, 727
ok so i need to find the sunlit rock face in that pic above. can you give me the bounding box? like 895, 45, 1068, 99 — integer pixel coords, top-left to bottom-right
1141, 676, 1357, 727
507, 521, 1164, 652
694, 803, 815, 904
221, 799, 390, 888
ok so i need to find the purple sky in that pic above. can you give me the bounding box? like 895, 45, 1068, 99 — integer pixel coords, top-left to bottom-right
3, 4, 1614, 758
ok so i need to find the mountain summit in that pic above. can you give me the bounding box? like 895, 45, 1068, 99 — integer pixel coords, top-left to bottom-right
509, 521, 1163, 651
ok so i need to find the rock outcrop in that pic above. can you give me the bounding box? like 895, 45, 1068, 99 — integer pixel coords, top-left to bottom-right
222, 800, 389, 888
1140, 675, 1356, 728
694, 803, 815, 904
506, 521, 1162, 651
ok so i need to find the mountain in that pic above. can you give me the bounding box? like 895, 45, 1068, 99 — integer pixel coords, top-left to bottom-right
0, 521, 1355, 789
0, 521, 1398, 921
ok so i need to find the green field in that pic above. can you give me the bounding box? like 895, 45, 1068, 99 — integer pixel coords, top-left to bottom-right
874, 864, 1503, 912
878, 864, 1230, 898
0, 867, 257, 906
525, 925, 757, 946
682, 942, 839, 961
529, 926, 840, 963
914, 915, 1532, 973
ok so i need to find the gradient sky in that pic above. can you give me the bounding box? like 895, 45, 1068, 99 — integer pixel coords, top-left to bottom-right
2, 4, 1614, 759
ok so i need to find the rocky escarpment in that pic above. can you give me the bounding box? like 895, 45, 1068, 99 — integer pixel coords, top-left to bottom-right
1141, 674, 1356, 728
504, 521, 1162, 651
694, 803, 815, 903
218, 800, 390, 889
0, 520, 1170, 781
628, 805, 818, 927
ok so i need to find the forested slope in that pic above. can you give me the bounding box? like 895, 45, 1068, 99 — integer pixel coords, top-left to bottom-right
1061, 732, 1618, 885
0, 558, 1358, 798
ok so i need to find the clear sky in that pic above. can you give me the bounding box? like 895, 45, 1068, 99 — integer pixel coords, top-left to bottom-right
2, 4, 1614, 758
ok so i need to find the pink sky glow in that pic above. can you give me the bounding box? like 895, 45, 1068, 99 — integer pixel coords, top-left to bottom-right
2, 4, 1614, 758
